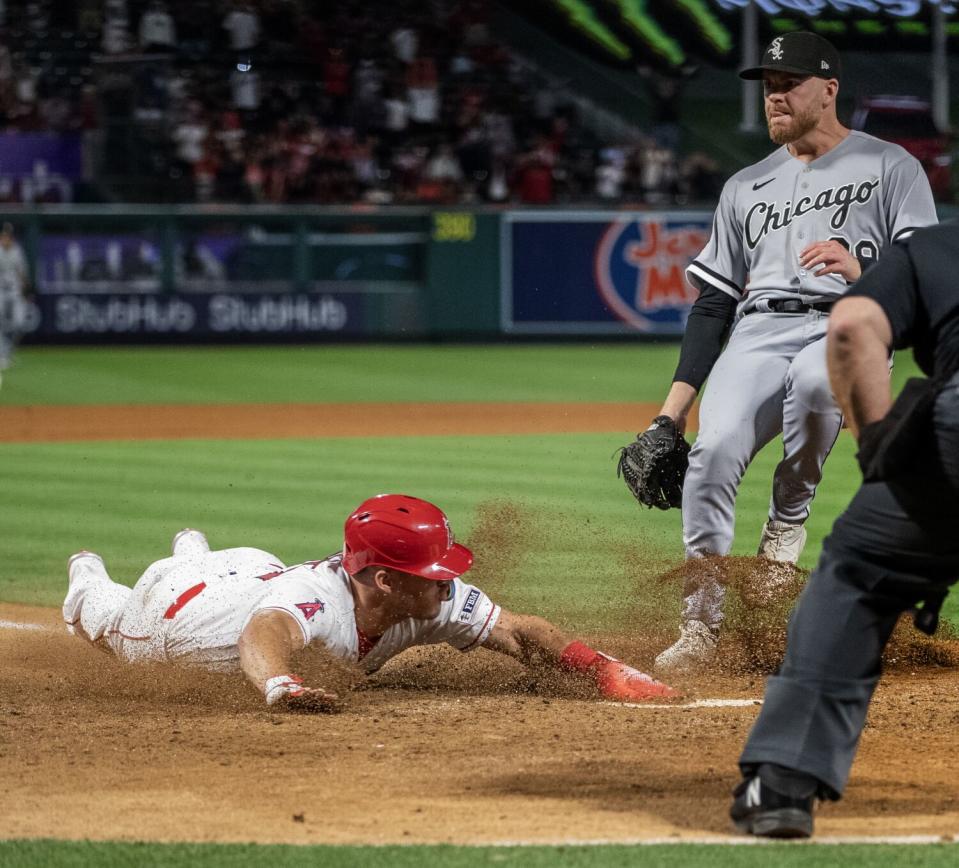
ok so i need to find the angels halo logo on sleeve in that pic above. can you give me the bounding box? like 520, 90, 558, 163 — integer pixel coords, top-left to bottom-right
294, 599, 326, 620
593, 219, 707, 332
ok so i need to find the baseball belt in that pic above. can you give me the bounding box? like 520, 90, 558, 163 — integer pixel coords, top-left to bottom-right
744, 299, 835, 315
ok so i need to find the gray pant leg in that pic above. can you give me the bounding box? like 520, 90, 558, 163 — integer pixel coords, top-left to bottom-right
0, 290, 13, 367
683, 314, 797, 560
771, 322, 843, 524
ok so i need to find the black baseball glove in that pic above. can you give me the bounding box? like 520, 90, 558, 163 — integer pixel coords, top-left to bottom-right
616, 415, 690, 510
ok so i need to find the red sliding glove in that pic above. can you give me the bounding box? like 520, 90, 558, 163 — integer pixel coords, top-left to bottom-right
560, 641, 678, 701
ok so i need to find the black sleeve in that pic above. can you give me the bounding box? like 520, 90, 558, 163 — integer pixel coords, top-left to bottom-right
672, 283, 738, 391
845, 241, 918, 349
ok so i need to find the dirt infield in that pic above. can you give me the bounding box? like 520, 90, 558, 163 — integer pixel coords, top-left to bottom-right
2, 604, 958, 845
0, 401, 695, 442
2, 402, 958, 845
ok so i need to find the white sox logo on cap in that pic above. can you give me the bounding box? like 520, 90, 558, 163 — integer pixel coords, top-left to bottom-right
740, 31, 840, 82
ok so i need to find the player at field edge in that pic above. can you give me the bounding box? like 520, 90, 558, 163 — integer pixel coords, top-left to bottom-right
63, 494, 678, 709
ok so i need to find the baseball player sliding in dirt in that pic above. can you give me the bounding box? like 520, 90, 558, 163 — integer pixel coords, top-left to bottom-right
642, 32, 938, 672
62, 494, 677, 709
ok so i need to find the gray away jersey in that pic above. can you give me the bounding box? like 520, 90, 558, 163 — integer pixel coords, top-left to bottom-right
686, 131, 937, 309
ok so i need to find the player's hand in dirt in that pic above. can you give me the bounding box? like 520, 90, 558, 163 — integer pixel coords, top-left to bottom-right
280, 686, 343, 714
264, 674, 341, 712
799, 239, 861, 282
593, 658, 679, 702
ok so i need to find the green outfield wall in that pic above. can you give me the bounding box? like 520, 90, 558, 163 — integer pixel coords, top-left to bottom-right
7, 204, 958, 343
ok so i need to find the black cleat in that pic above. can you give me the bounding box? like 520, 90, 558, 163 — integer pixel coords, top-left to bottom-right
730, 775, 814, 839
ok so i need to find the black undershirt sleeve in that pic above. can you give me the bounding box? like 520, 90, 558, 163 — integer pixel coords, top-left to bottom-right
672, 282, 738, 391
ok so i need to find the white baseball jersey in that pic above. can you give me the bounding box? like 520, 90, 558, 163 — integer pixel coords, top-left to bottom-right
107, 547, 501, 673
686, 131, 938, 309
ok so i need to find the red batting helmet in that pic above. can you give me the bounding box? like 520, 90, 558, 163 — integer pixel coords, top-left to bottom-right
342, 494, 473, 581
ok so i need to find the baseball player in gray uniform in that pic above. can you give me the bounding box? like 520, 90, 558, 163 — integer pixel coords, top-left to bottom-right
0, 222, 28, 386
649, 32, 938, 672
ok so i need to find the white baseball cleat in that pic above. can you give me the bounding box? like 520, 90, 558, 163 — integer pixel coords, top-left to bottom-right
63, 551, 108, 635
757, 520, 807, 564
654, 619, 719, 673
172, 528, 210, 556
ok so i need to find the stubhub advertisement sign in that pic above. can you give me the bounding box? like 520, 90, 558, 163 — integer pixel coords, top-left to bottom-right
502, 212, 711, 335
25, 292, 360, 341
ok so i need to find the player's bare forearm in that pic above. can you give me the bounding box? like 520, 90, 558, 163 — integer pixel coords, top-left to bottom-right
484, 609, 570, 666
659, 381, 698, 432
239, 611, 339, 708
485, 609, 678, 701
238, 610, 307, 691
827, 296, 894, 438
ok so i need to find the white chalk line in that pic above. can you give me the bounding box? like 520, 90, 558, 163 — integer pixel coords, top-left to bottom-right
610, 698, 762, 709
0, 619, 49, 631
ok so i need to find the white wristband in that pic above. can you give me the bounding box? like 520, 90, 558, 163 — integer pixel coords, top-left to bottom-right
264, 674, 303, 705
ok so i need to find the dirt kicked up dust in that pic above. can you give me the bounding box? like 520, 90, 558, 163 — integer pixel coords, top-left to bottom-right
2, 403, 959, 845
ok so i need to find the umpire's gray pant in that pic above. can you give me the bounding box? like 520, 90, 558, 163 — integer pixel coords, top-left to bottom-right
739, 372, 959, 797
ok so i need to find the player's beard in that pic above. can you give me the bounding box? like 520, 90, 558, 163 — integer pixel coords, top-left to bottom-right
767, 104, 820, 145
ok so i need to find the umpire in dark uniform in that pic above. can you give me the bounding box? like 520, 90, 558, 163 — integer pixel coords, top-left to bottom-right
729, 220, 959, 838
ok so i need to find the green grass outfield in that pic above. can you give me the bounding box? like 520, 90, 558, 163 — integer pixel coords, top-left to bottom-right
2, 840, 958, 868
1, 345, 954, 865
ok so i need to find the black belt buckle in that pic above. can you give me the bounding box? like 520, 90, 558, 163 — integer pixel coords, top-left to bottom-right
776, 299, 805, 313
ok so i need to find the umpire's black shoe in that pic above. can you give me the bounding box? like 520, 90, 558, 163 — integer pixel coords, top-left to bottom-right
730, 775, 814, 839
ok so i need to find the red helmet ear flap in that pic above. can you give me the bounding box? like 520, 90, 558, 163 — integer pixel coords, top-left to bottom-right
342, 494, 473, 581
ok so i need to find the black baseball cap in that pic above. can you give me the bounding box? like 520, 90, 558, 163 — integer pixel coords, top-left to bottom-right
739, 31, 840, 81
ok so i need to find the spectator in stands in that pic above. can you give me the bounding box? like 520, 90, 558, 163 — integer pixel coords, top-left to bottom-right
139, 1, 176, 53
0, 44, 12, 96
639, 144, 679, 205
513, 141, 554, 205
350, 134, 380, 193
102, 0, 131, 54
406, 52, 439, 131
0, 0, 699, 208
322, 46, 352, 125
222, 1, 260, 54
230, 60, 261, 114
595, 147, 625, 200
422, 140, 463, 200
171, 99, 209, 187
381, 79, 410, 148
680, 151, 723, 204
214, 141, 248, 202
485, 158, 509, 203
390, 22, 418, 66
24, 0, 48, 34
38, 92, 74, 132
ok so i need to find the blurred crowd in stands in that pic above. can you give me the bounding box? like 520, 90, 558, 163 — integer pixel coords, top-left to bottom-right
0, 0, 724, 206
